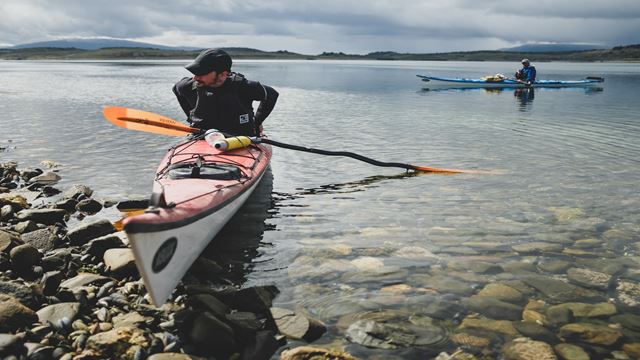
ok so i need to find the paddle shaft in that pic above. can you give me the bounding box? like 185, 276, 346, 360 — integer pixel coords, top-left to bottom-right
259, 138, 459, 173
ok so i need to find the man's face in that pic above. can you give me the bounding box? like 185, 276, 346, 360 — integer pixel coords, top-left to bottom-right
522, 62, 529, 68
194, 70, 228, 87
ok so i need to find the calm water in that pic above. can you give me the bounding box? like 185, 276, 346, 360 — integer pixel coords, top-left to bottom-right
2, 60, 640, 358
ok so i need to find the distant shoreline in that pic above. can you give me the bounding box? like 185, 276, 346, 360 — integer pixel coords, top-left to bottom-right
1, 44, 639, 62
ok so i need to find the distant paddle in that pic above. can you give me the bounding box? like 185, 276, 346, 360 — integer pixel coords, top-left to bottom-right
103, 106, 477, 174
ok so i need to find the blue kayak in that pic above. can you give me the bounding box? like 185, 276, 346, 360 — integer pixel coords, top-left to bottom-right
417, 75, 604, 88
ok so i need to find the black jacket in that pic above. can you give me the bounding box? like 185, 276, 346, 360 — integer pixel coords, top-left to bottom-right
172, 73, 278, 136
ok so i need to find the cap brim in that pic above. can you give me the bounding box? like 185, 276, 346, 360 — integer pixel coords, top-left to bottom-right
185, 63, 210, 76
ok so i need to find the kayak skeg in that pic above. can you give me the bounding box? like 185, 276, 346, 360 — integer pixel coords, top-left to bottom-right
123, 135, 272, 306
417, 74, 604, 88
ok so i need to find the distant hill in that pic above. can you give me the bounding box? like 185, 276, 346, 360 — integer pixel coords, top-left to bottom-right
1, 43, 638, 62
501, 43, 608, 52
9, 38, 199, 51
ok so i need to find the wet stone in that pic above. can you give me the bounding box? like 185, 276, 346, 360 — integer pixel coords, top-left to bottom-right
559, 323, 624, 346
458, 317, 520, 337
60, 273, 111, 291
623, 343, 640, 359
29, 172, 61, 184
503, 337, 557, 360
554, 343, 590, 360
62, 184, 93, 200
512, 242, 563, 254
538, 260, 573, 274
14, 220, 39, 234
566, 268, 612, 290
547, 302, 617, 319
55, 198, 77, 213
513, 322, 557, 344
611, 313, 640, 332
615, 280, 640, 313
189, 312, 236, 355
271, 307, 326, 342
523, 276, 604, 304
477, 283, 525, 304
463, 296, 524, 321
280, 346, 357, 360
75, 198, 103, 214
345, 320, 417, 349
407, 274, 475, 296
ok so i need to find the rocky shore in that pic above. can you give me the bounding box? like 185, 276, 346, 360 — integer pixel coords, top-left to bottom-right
0, 161, 340, 360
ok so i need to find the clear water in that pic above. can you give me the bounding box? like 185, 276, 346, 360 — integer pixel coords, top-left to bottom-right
2, 60, 640, 358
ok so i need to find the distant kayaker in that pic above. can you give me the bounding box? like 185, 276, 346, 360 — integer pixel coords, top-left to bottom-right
173, 48, 278, 136
514, 59, 537, 85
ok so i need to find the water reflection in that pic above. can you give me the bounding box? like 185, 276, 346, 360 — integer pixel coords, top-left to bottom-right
513, 87, 535, 111
197, 168, 275, 285
291, 172, 420, 197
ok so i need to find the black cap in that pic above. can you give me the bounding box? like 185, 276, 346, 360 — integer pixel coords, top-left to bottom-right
185, 49, 232, 76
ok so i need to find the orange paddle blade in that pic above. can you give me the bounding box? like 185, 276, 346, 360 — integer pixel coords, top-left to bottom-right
103, 107, 198, 137
410, 165, 481, 174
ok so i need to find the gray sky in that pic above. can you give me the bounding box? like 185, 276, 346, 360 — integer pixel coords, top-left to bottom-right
1, 0, 639, 54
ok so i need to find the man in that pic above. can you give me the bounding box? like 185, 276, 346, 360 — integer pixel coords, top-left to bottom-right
173, 48, 278, 136
515, 58, 537, 85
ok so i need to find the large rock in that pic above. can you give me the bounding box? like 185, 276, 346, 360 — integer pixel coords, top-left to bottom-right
67, 219, 116, 246
15, 209, 66, 225
0, 295, 38, 332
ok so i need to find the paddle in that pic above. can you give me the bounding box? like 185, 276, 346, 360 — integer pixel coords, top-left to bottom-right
103, 106, 474, 174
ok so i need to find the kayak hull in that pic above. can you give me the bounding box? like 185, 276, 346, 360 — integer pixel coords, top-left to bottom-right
417, 75, 603, 88
123, 138, 272, 306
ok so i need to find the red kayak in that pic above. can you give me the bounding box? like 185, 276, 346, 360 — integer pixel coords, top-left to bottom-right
123, 135, 272, 306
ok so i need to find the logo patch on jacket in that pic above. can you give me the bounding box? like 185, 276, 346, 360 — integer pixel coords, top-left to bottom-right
239, 114, 249, 124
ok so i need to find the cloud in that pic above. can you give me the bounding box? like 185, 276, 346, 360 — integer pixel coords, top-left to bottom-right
1, 0, 638, 53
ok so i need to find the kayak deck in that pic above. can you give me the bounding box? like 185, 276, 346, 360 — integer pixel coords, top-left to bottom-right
417, 75, 604, 88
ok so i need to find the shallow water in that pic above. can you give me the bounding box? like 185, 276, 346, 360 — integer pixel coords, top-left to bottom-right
2, 59, 640, 358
